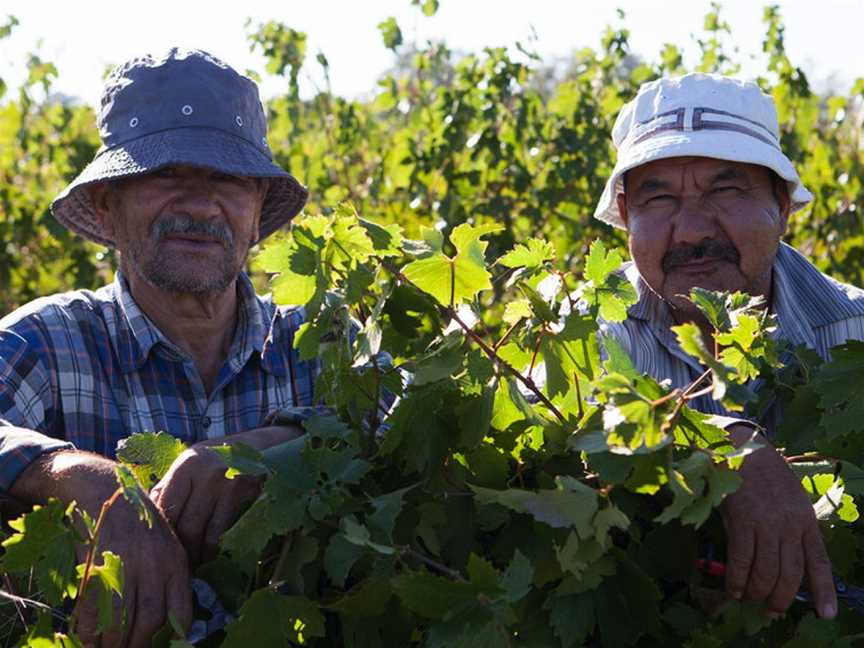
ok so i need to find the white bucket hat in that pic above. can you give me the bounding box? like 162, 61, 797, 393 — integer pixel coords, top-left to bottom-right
594, 73, 812, 229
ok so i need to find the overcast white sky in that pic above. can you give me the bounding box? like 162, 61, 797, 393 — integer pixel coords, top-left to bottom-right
0, 0, 861, 107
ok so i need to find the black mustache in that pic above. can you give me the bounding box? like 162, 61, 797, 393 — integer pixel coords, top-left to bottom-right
152, 216, 234, 246
662, 240, 740, 273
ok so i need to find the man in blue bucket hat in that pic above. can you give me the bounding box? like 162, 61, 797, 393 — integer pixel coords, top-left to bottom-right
0, 49, 319, 645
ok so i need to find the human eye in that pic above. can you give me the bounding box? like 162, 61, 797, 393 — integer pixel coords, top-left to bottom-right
646, 193, 675, 204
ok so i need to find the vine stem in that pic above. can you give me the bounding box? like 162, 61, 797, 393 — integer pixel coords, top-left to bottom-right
449, 310, 567, 425
397, 545, 466, 582
380, 259, 568, 425
660, 368, 712, 437
68, 486, 124, 633
493, 317, 524, 352
528, 329, 545, 376
785, 454, 833, 464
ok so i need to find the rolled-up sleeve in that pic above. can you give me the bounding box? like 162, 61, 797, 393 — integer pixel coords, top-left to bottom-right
0, 329, 73, 491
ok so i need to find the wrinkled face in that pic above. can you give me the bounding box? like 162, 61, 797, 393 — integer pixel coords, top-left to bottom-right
93, 165, 265, 296
617, 157, 790, 319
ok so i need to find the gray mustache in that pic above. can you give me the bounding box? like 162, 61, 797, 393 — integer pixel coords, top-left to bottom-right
662, 240, 740, 273
152, 216, 234, 246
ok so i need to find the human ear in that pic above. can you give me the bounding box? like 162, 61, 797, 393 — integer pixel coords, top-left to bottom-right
87, 182, 116, 239
773, 177, 792, 235
616, 193, 630, 229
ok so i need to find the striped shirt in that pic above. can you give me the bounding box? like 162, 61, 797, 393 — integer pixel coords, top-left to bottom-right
0, 272, 325, 491
603, 242, 864, 424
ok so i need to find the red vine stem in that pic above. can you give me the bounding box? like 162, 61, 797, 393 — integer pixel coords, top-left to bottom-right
69, 486, 124, 633
448, 310, 567, 424
493, 317, 524, 352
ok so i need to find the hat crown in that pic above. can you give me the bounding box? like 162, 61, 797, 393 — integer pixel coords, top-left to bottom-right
97, 48, 270, 159
612, 73, 780, 150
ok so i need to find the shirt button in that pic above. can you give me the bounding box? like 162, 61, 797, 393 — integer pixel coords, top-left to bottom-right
201, 416, 212, 429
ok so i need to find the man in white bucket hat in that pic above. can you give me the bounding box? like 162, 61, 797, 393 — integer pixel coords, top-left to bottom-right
598, 74, 864, 620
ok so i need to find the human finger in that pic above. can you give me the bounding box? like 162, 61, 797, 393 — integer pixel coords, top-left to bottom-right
725, 524, 755, 600
74, 591, 100, 648
201, 476, 260, 561
746, 531, 780, 601
151, 469, 193, 527
803, 525, 837, 619
165, 570, 194, 636
766, 539, 804, 614
175, 485, 218, 566
125, 573, 168, 648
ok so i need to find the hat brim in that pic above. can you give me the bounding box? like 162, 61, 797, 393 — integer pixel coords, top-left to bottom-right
51, 127, 308, 247
594, 129, 813, 229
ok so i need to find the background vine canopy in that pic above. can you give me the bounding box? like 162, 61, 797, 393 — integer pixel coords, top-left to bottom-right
3, 3, 864, 647
0, 3, 862, 313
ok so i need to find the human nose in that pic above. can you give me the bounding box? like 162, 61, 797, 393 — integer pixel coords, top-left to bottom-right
171, 178, 220, 219
671, 196, 719, 245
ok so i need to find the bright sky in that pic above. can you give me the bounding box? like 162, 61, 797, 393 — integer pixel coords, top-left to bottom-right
1, 0, 861, 107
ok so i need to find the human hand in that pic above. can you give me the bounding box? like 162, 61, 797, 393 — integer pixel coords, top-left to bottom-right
76, 490, 193, 647
721, 425, 837, 619
9, 450, 193, 648
150, 443, 261, 566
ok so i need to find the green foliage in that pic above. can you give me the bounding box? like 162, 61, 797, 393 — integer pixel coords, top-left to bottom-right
3, 4, 864, 647
116, 431, 187, 489
6, 208, 858, 645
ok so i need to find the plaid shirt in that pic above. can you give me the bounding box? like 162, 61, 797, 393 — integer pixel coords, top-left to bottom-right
0, 272, 323, 491
603, 243, 864, 425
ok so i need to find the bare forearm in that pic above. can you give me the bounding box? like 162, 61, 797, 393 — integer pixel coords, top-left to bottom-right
8, 449, 119, 511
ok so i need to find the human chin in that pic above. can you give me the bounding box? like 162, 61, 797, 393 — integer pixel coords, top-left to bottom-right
133, 243, 241, 296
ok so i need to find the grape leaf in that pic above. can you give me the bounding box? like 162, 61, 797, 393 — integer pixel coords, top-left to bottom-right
812, 341, 864, 438
581, 241, 637, 322
360, 218, 403, 256
222, 591, 324, 647
471, 480, 598, 534
402, 223, 502, 306
0, 499, 78, 605
502, 299, 531, 325
220, 475, 307, 570
500, 550, 534, 603
209, 442, 270, 480
116, 431, 187, 490
688, 288, 732, 331
327, 213, 375, 270
391, 572, 478, 619
547, 592, 595, 648
324, 532, 366, 588
115, 464, 153, 527
77, 551, 124, 632
583, 240, 622, 285
498, 238, 555, 270
327, 578, 392, 617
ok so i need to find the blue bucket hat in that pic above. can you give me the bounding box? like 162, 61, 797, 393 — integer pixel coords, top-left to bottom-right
51, 48, 308, 247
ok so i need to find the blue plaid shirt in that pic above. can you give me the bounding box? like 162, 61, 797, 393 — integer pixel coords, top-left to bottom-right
0, 272, 322, 491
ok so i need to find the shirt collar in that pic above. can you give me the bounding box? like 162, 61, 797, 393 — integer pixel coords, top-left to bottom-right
624, 262, 704, 371
111, 271, 274, 375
